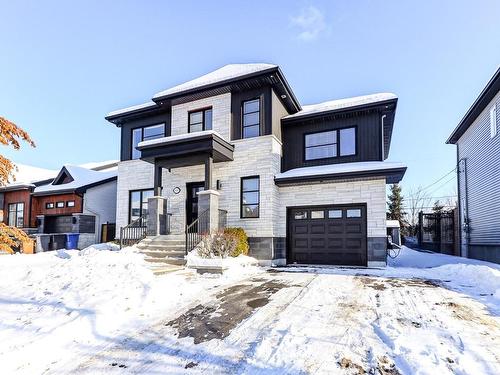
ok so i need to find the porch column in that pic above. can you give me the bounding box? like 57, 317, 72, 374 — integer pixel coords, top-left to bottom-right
147, 163, 168, 236
197, 190, 220, 234
204, 156, 213, 190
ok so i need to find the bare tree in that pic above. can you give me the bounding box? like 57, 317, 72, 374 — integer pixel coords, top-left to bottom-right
406, 186, 431, 236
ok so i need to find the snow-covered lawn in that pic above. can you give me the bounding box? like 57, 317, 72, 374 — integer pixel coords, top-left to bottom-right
0, 245, 498, 374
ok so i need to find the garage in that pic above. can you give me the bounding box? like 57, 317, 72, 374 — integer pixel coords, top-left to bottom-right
287, 205, 367, 266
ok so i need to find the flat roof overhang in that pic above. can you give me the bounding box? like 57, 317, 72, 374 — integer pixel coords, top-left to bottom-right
137, 131, 234, 168
275, 167, 407, 186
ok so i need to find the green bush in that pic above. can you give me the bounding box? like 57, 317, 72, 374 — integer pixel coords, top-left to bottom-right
224, 227, 249, 257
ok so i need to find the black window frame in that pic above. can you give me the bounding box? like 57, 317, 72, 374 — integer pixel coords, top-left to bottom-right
66, 200, 75, 207
130, 123, 166, 160
304, 126, 358, 162
128, 188, 154, 223
240, 176, 260, 219
56, 201, 65, 208
8, 202, 24, 228
188, 107, 213, 133
242, 98, 261, 139
46, 202, 55, 209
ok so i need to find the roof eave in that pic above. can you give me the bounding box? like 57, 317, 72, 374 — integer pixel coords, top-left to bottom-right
446, 67, 500, 144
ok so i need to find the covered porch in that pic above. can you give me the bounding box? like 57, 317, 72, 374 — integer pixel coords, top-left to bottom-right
136, 130, 234, 241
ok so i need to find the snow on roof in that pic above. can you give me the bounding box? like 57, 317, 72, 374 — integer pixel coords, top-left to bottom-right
275, 161, 406, 180
138, 130, 224, 148
34, 165, 117, 194
153, 63, 277, 99
4, 163, 58, 187
78, 160, 118, 172
387, 220, 400, 228
106, 101, 158, 118
284, 93, 397, 120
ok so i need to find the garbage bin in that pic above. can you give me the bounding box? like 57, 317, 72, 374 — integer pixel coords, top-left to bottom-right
65, 233, 80, 250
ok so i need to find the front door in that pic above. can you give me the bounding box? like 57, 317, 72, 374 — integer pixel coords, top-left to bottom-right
186, 182, 205, 227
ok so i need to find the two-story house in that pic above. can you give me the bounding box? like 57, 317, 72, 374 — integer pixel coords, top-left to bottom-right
447, 66, 500, 264
106, 64, 406, 267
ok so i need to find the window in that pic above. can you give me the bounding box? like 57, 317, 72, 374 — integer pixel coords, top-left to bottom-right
46, 202, 54, 209
66, 201, 75, 207
241, 176, 259, 218
56, 202, 64, 208
328, 210, 342, 219
311, 210, 325, 219
346, 209, 362, 218
490, 104, 497, 138
242, 99, 260, 138
129, 189, 154, 223
189, 108, 212, 133
131, 124, 165, 159
294, 211, 308, 220
8, 203, 24, 228
305, 127, 356, 161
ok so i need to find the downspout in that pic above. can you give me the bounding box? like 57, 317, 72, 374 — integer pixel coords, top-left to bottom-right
381, 114, 387, 160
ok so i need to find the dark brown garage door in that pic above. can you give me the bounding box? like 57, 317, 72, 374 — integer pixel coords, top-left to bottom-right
288, 205, 367, 266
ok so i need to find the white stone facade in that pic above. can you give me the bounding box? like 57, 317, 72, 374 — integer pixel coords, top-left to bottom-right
83, 180, 117, 243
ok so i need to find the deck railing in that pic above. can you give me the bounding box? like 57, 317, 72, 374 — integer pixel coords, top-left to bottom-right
185, 209, 210, 254
119, 217, 147, 249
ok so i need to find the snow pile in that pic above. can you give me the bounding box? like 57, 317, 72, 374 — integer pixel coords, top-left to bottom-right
186, 248, 259, 273
0, 244, 262, 374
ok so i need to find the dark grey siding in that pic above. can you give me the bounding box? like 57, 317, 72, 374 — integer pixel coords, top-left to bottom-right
120, 112, 171, 161
281, 112, 383, 172
457, 90, 500, 262
231, 86, 272, 140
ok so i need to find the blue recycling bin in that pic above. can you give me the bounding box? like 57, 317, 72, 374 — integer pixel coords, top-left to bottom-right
65, 234, 80, 250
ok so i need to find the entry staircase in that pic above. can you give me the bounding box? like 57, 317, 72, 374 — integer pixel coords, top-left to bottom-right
136, 234, 187, 274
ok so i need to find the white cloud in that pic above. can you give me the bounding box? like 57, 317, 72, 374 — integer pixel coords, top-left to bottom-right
290, 6, 329, 42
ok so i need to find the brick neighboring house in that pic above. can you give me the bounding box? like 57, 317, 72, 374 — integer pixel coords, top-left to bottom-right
107, 63, 406, 267
0, 162, 118, 250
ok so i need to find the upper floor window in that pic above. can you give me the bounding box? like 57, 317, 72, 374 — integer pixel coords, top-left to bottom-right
46, 202, 54, 209
8, 203, 24, 228
66, 201, 75, 207
189, 108, 212, 133
242, 99, 260, 138
490, 103, 497, 138
132, 124, 165, 159
305, 127, 356, 161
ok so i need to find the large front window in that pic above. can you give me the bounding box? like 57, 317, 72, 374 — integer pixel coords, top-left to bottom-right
305, 127, 356, 161
242, 99, 260, 138
129, 189, 154, 223
131, 124, 165, 159
8, 203, 24, 228
241, 176, 260, 218
189, 108, 212, 133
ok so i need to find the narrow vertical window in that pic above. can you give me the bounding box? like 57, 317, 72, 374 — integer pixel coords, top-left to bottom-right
490, 104, 497, 138
242, 99, 260, 138
241, 176, 260, 218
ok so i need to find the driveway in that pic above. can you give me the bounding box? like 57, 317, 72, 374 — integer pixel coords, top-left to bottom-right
72, 269, 500, 374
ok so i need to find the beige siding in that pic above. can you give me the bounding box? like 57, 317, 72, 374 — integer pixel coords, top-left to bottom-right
271, 90, 288, 141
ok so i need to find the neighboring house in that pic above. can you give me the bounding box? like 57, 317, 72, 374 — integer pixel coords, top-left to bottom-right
446, 66, 500, 264
0, 161, 118, 250
106, 63, 406, 267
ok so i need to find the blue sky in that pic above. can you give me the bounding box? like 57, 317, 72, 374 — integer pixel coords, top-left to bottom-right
1, 0, 499, 203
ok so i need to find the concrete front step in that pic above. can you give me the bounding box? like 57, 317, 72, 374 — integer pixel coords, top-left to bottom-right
139, 240, 185, 247
137, 244, 186, 252
141, 250, 185, 258
144, 256, 186, 266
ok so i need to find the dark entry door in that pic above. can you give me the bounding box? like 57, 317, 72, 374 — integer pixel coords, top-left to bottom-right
288, 205, 367, 266
186, 182, 205, 226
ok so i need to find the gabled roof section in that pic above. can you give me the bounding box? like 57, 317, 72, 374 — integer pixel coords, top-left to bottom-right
153, 64, 278, 99
106, 63, 301, 124
33, 165, 117, 196
447, 66, 500, 144
0, 164, 57, 192
283, 93, 397, 120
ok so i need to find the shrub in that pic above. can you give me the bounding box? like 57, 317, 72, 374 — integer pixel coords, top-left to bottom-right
223, 227, 249, 257
195, 230, 238, 258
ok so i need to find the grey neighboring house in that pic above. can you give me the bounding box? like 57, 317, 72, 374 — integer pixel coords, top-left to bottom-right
447, 66, 500, 264
106, 63, 406, 267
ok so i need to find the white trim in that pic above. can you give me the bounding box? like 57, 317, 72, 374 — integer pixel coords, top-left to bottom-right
137, 130, 225, 148
490, 103, 497, 138
197, 190, 220, 196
